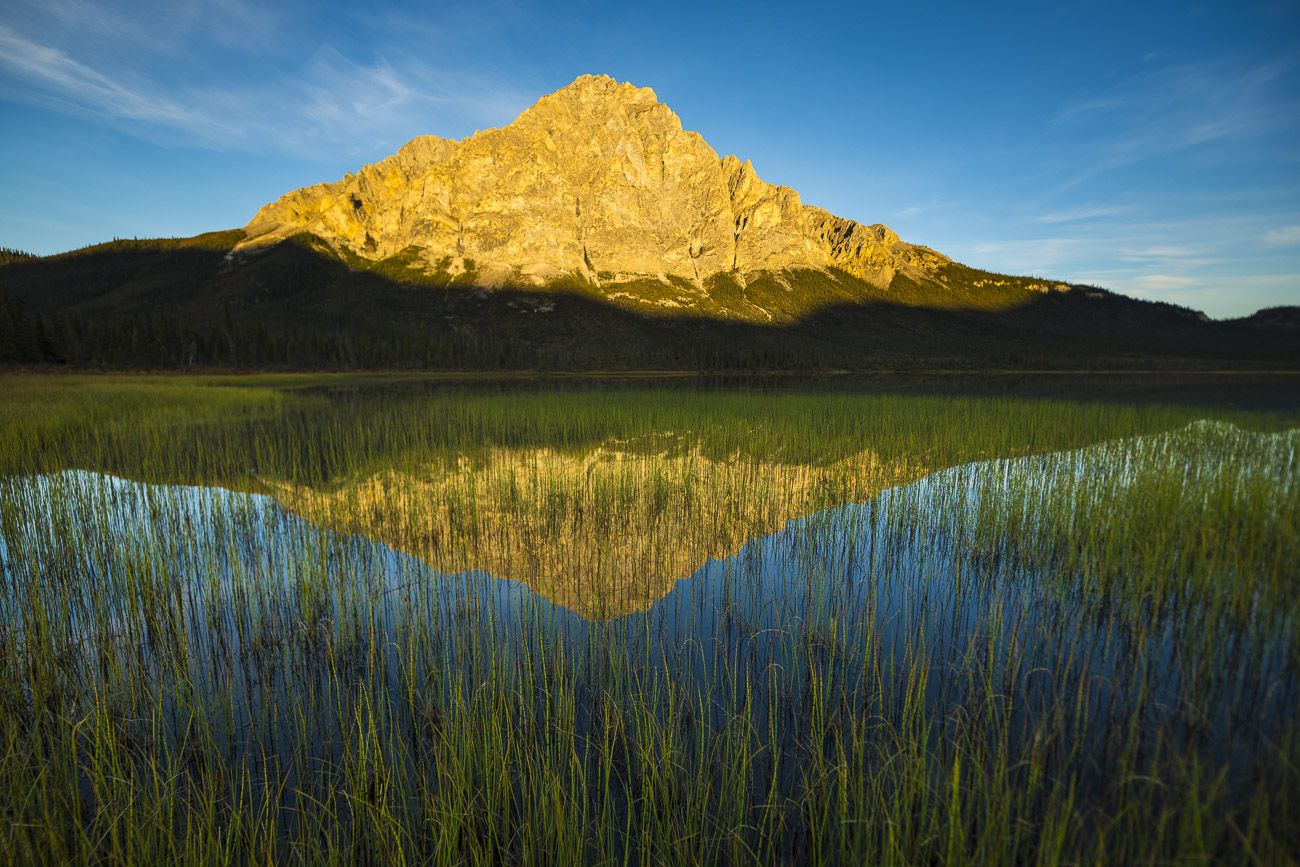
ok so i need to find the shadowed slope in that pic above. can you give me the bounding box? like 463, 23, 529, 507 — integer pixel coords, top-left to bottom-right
1, 230, 1295, 370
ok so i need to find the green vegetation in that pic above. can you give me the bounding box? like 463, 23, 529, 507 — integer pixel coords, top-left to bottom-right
1, 293, 63, 364
334, 239, 438, 285
0, 374, 1296, 863
592, 267, 1040, 321
0, 293, 504, 370
967, 421, 1298, 642
47, 229, 248, 258
328, 234, 482, 289
3, 229, 1293, 371
4, 372, 1292, 487
0, 247, 37, 266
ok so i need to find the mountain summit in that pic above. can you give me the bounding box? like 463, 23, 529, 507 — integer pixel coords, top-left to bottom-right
238, 74, 948, 290
8, 75, 1292, 372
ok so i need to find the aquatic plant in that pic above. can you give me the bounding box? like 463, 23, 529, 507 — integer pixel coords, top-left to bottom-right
0, 374, 1295, 864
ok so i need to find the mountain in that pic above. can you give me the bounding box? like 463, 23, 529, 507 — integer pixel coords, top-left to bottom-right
0, 75, 1296, 371
1231, 306, 1300, 330
238, 74, 949, 298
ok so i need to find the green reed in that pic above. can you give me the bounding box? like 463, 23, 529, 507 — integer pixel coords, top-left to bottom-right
0, 373, 1296, 864
3, 372, 1289, 488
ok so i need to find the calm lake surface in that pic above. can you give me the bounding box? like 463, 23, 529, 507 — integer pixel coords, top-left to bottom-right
4, 422, 1293, 778
2, 374, 1297, 863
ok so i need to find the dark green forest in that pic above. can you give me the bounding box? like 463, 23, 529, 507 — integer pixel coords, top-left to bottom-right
2, 232, 1296, 372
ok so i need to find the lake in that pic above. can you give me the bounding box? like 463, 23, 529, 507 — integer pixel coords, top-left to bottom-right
0, 374, 1296, 864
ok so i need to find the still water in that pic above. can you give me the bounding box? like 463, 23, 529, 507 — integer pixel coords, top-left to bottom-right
1, 421, 1293, 794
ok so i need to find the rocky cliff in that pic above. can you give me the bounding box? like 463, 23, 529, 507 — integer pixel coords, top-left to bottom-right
238, 74, 949, 290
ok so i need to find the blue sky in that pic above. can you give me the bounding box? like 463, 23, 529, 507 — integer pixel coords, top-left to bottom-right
1, 0, 1297, 318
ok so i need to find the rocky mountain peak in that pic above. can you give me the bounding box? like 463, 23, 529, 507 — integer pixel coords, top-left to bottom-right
520, 74, 673, 127
237, 75, 948, 293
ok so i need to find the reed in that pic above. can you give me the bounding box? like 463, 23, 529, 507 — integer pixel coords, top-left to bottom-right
0, 373, 1295, 864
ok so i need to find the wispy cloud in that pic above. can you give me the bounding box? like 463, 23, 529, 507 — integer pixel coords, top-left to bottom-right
8, 0, 288, 57
0, 2, 532, 158
948, 237, 1101, 277
1036, 205, 1130, 224
941, 212, 1299, 318
1119, 246, 1199, 259
295, 47, 528, 151
1201, 273, 1300, 314
0, 24, 214, 130
1127, 274, 1300, 318
1049, 57, 1296, 189
1132, 274, 1200, 290
893, 197, 958, 221
1263, 225, 1300, 247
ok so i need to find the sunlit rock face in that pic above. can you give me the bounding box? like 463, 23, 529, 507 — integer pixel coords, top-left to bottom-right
238, 74, 948, 288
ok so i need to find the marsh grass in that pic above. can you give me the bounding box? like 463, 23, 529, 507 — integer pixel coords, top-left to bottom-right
0, 374, 1296, 864
4, 372, 1284, 488
266, 438, 926, 618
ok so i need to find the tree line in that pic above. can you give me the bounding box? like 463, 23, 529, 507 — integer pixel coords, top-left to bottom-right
0, 293, 839, 371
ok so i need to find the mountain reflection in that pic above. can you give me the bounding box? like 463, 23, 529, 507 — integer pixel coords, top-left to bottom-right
264, 436, 926, 618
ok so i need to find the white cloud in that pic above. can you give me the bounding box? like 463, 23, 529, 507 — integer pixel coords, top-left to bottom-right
1036, 205, 1129, 224
949, 237, 1103, 277
1118, 246, 1200, 260
293, 47, 528, 152
0, 16, 530, 159
1263, 225, 1300, 246
8, 0, 287, 57
1132, 274, 1199, 290
0, 0, 534, 159
1049, 57, 1297, 190
0, 24, 208, 129
1117, 273, 1300, 318
892, 197, 959, 221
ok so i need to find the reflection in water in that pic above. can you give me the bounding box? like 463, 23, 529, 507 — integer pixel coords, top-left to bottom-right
261, 438, 926, 618
0, 421, 1295, 854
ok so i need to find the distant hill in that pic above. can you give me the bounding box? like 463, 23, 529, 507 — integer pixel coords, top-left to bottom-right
1, 75, 1295, 371
1231, 306, 1300, 331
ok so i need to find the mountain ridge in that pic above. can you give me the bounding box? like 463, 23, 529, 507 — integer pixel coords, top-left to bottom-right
2, 229, 1295, 372
236, 74, 956, 301
1, 75, 1296, 370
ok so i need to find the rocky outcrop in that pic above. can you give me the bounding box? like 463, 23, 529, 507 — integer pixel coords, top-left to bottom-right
239, 74, 949, 288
